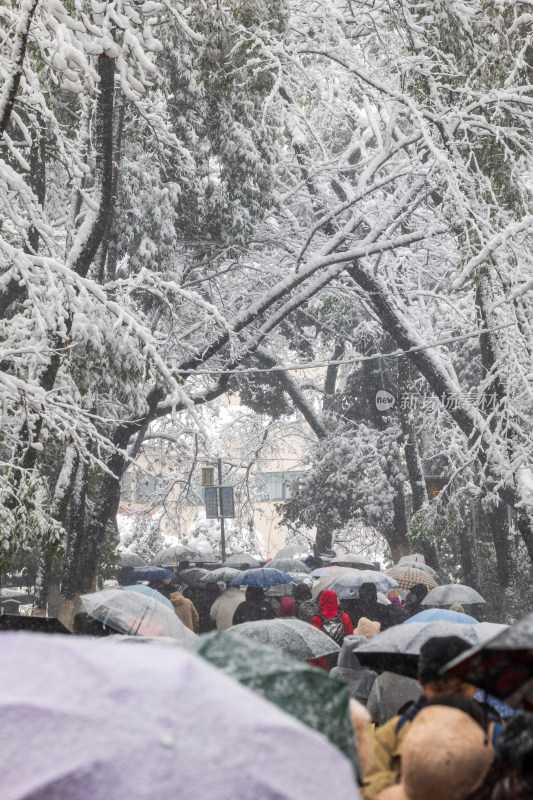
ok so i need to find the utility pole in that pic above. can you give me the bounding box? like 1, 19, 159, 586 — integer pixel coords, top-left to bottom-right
218, 457, 226, 561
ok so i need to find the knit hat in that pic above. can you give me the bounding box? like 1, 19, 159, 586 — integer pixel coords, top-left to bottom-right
354, 617, 381, 638
418, 636, 471, 683
449, 603, 465, 613
401, 706, 493, 800
278, 596, 296, 617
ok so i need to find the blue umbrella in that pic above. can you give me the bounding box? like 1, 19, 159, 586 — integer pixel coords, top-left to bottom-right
123, 585, 174, 611
406, 608, 478, 625
474, 690, 520, 719
230, 568, 294, 588
122, 566, 175, 583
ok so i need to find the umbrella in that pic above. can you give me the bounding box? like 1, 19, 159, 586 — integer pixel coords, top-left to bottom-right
151, 543, 201, 566
406, 608, 478, 625
266, 558, 311, 574
311, 566, 344, 577
222, 553, 261, 569
0, 615, 70, 634
313, 569, 398, 600
385, 565, 438, 592
394, 560, 439, 580
123, 585, 174, 611
177, 567, 210, 586
329, 554, 376, 570
265, 572, 313, 598
191, 553, 218, 564
227, 617, 340, 660
81, 588, 193, 640
121, 566, 175, 583
187, 631, 360, 779
444, 613, 533, 708
200, 567, 242, 584
275, 544, 310, 559
0, 633, 361, 800
230, 568, 294, 589
422, 584, 486, 606
118, 552, 147, 568
355, 620, 506, 678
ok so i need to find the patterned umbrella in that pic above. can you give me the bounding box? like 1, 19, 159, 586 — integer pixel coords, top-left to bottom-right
385, 565, 438, 592
395, 561, 439, 580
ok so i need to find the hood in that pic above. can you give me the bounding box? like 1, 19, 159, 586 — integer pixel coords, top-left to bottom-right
169, 591, 185, 605
245, 586, 265, 603
279, 597, 296, 617
358, 582, 377, 604
319, 590, 339, 618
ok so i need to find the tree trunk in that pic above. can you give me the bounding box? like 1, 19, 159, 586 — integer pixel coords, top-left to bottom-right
25, 114, 46, 254
0, 0, 39, 136
61, 455, 89, 600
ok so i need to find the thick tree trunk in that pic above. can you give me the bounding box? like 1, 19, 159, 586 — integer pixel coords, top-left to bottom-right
61, 455, 89, 600
0, 0, 39, 136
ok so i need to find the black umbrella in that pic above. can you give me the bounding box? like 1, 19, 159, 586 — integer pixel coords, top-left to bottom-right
0, 614, 71, 634
445, 613, 533, 708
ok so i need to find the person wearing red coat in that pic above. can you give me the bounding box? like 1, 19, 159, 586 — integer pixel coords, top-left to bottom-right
311, 590, 354, 669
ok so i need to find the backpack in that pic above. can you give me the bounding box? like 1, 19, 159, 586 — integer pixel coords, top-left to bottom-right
318, 612, 345, 645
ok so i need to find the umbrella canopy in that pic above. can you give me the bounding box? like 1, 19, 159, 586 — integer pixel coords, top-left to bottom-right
329, 554, 376, 570
191, 553, 218, 564
123, 585, 174, 611
0, 633, 361, 800
265, 572, 314, 597
313, 569, 398, 600
394, 560, 439, 580
406, 608, 478, 625
118, 552, 147, 568
177, 567, 210, 586
121, 566, 175, 583
81, 588, 193, 640
422, 584, 486, 606
275, 544, 310, 559
151, 543, 201, 566
200, 567, 242, 584
266, 558, 311, 574
187, 631, 360, 779
355, 620, 506, 678
230, 568, 294, 589
385, 565, 438, 592
0, 615, 70, 634
227, 617, 340, 660
444, 613, 533, 708
311, 566, 344, 577
222, 553, 261, 569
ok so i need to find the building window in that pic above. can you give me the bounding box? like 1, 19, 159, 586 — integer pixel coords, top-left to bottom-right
256, 471, 303, 501
135, 474, 159, 504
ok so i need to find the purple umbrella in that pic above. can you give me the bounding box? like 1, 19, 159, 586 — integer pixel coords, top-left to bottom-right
0, 633, 361, 800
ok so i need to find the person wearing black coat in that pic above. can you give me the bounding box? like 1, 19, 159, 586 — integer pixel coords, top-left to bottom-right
232, 586, 276, 625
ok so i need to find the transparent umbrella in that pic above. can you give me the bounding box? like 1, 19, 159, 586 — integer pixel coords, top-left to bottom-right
329, 554, 376, 570
422, 584, 486, 606
266, 558, 311, 574
222, 553, 261, 569
151, 544, 201, 566
312, 569, 398, 600
227, 617, 340, 660
275, 544, 310, 559
118, 552, 147, 568
201, 567, 242, 584
81, 588, 193, 640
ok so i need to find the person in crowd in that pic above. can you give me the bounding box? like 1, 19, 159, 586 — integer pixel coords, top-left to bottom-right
464, 713, 533, 800
210, 584, 245, 630
403, 584, 428, 617
312, 589, 354, 643
330, 633, 379, 705
278, 596, 296, 618
450, 603, 466, 613
169, 589, 199, 632
232, 586, 276, 625
387, 590, 404, 609
72, 612, 112, 637
362, 635, 483, 799
366, 672, 422, 728
193, 583, 220, 633
294, 583, 316, 624
375, 704, 493, 800
351, 582, 405, 630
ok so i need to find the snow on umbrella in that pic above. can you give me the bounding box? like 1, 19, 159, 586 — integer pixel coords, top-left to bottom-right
266, 558, 311, 574
355, 620, 506, 679
121, 566, 175, 583
313, 569, 398, 600
394, 561, 439, 580
178, 567, 210, 585
422, 584, 486, 606
329, 554, 376, 570
118, 552, 147, 568
151, 544, 201, 566
266, 572, 314, 597
0, 633, 361, 800
123, 585, 174, 611
222, 553, 260, 569
310, 565, 344, 577
230, 568, 294, 588
385, 565, 438, 592
227, 617, 340, 660
275, 544, 310, 559
191, 553, 218, 564
200, 567, 242, 584
444, 613, 533, 708
81, 588, 192, 640
187, 631, 361, 780
406, 608, 478, 625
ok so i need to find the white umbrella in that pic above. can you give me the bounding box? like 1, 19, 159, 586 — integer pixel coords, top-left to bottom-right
422, 584, 486, 606
81, 588, 193, 640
